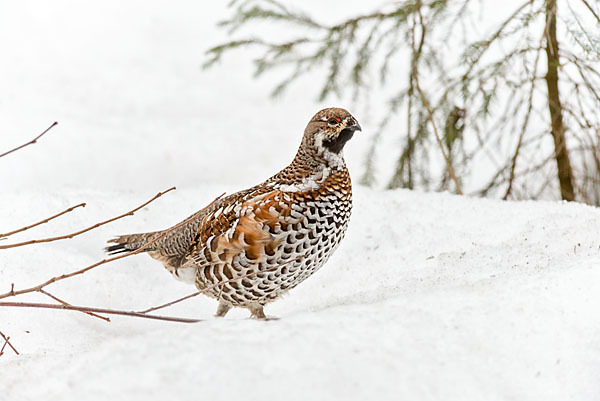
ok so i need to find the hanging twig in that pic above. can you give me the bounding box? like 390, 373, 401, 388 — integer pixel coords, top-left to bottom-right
412, 9, 462, 195
0, 122, 58, 159
0, 188, 176, 250
0, 302, 201, 324
504, 32, 546, 200
0, 203, 86, 240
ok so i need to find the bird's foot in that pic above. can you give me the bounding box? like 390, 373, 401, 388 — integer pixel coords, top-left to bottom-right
248, 304, 278, 320
214, 301, 232, 318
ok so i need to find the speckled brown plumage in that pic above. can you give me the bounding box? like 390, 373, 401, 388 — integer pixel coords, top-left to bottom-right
106, 107, 361, 319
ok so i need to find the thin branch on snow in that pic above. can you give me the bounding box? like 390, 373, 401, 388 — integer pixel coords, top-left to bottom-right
0, 203, 86, 240
0, 187, 176, 250
0, 122, 58, 159
0, 191, 225, 300
2, 253, 303, 322
39, 289, 110, 322
0, 302, 201, 323
0, 192, 230, 344
0, 330, 19, 356
2, 132, 234, 349
0, 191, 233, 346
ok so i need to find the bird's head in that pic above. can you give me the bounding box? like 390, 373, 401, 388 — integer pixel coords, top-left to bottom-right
301, 107, 362, 167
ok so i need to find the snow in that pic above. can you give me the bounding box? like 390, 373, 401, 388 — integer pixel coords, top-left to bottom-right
1, 1, 600, 400
2, 189, 600, 400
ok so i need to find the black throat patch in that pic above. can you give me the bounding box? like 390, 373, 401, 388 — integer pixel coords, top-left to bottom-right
323, 128, 355, 154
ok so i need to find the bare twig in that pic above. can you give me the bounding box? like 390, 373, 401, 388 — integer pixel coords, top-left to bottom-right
0, 192, 225, 300
579, 0, 600, 23
0, 122, 58, 159
0, 188, 176, 250
0, 203, 86, 239
0, 330, 19, 356
0, 302, 201, 323
140, 255, 304, 314
39, 289, 110, 322
504, 31, 546, 200
0, 192, 228, 353
572, 178, 591, 205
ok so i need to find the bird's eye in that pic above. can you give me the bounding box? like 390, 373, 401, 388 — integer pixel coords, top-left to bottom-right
327, 117, 341, 125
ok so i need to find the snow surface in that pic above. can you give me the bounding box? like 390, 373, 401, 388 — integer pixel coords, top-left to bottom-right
2, 189, 600, 400
1, 1, 600, 400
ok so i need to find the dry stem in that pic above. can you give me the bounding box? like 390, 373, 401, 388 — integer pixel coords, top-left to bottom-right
39, 289, 110, 322
412, 10, 462, 195
0, 188, 175, 250
0, 192, 224, 300
0, 192, 228, 332
414, 80, 463, 195
503, 32, 546, 200
0, 302, 201, 323
0, 330, 19, 356
0, 122, 58, 159
0, 203, 86, 239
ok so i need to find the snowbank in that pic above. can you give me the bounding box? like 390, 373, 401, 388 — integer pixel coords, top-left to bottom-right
1, 188, 599, 400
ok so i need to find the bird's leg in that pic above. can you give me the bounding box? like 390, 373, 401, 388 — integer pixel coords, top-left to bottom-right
248, 304, 278, 320
215, 301, 232, 318
249, 304, 266, 319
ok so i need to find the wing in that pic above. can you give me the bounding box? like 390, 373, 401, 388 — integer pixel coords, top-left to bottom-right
181, 187, 297, 272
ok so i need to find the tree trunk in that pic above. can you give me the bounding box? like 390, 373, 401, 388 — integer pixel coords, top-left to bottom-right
544, 0, 575, 201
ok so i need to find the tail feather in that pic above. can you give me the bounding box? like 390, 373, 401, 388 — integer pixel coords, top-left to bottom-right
105, 242, 131, 255
105, 232, 159, 255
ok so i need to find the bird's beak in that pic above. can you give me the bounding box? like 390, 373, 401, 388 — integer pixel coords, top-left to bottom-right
347, 122, 362, 132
